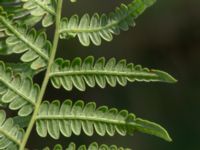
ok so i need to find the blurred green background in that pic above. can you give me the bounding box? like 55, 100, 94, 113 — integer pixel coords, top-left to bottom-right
27, 0, 200, 149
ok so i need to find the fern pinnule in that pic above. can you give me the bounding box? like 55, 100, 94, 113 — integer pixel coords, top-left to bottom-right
36, 100, 171, 142
59, 0, 156, 46
50, 56, 176, 91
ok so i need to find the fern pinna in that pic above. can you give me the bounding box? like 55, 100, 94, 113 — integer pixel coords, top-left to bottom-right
0, 0, 177, 150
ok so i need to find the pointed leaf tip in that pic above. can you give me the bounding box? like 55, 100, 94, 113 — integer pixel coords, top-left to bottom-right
152, 69, 177, 83
135, 118, 172, 142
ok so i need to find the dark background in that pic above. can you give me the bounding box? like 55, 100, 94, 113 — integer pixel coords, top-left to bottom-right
27, 0, 200, 149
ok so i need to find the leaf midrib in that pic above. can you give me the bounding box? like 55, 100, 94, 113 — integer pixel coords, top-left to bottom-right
36, 115, 138, 127
49, 70, 158, 78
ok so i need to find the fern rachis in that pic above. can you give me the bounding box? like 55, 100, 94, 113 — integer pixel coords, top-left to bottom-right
0, 0, 177, 149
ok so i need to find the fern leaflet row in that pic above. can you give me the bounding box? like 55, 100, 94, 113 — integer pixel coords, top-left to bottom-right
50, 56, 176, 91
59, 0, 156, 46
36, 100, 172, 141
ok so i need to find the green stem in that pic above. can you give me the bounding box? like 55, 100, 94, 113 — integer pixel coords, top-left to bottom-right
19, 0, 63, 149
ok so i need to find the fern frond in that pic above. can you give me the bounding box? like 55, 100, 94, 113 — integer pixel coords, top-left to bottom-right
43, 142, 131, 150
21, 0, 56, 27
0, 110, 24, 150
36, 100, 172, 142
59, 0, 156, 46
0, 61, 39, 116
0, 8, 51, 70
49, 56, 176, 91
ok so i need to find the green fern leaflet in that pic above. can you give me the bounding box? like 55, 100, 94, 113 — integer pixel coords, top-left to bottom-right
59, 0, 156, 46
50, 56, 176, 91
36, 100, 172, 141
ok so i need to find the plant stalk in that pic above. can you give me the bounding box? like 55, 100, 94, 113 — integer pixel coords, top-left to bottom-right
19, 0, 63, 149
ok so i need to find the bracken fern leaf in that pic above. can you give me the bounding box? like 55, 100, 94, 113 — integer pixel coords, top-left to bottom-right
49, 56, 176, 91
59, 0, 156, 46
0, 0, 176, 149
36, 100, 172, 142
